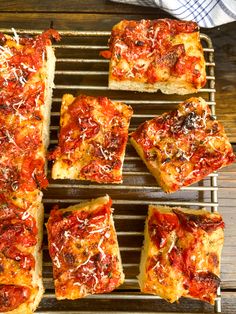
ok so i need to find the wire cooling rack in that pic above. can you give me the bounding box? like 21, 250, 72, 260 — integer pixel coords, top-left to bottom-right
0, 28, 220, 313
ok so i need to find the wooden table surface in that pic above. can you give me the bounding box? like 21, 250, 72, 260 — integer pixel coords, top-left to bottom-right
0, 1, 235, 313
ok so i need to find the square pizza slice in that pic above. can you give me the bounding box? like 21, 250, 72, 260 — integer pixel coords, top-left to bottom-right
49, 94, 133, 183
138, 205, 224, 304
0, 191, 44, 313
46, 195, 124, 300
0, 29, 59, 194
130, 97, 235, 193
0, 29, 59, 313
101, 19, 206, 94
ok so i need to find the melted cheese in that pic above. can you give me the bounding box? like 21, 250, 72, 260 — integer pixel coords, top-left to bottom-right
139, 205, 224, 304
51, 95, 133, 183
47, 196, 124, 299
130, 97, 235, 193
109, 19, 206, 89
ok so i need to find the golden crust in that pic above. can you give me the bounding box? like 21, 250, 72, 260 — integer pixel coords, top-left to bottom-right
46, 195, 125, 300
138, 205, 224, 304
130, 97, 235, 193
107, 19, 206, 94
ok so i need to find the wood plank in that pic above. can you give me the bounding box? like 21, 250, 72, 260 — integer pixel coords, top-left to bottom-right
0, 0, 171, 14
217, 162, 236, 289
221, 292, 236, 313
0, 8, 235, 312
35, 291, 236, 313
209, 22, 236, 143
37, 292, 215, 313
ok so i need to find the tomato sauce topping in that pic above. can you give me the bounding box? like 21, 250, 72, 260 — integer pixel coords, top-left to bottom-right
148, 208, 223, 303
104, 19, 204, 86
2, 246, 35, 270
148, 211, 179, 248
0, 29, 59, 114
0, 195, 37, 270
47, 199, 122, 293
80, 160, 122, 183
0, 155, 48, 193
49, 95, 131, 183
48, 202, 111, 259
49, 96, 126, 159
0, 284, 31, 312
147, 255, 168, 283
0, 30, 59, 192
131, 121, 156, 157
72, 253, 120, 293
131, 99, 235, 192
168, 246, 184, 272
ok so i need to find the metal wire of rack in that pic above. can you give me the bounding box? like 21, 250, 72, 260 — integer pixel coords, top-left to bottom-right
0, 28, 220, 313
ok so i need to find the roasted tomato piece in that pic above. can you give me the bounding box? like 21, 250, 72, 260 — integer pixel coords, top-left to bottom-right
3, 246, 35, 270
173, 209, 224, 233
80, 160, 118, 183
0, 285, 31, 312
188, 271, 220, 304
148, 212, 179, 248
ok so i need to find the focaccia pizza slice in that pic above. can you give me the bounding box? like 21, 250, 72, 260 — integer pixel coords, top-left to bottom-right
101, 19, 206, 94
0, 29, 59, 194
130, 97, 235, 193
46, 195, 124, 300
49, 94, 133, 183
138, 205, 224, 304
0, 29, 59, 313
0, 191, 44, 314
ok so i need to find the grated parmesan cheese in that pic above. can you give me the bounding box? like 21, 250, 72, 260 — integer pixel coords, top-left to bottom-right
21, 211, 30, 220
11, 28, 20, 45
54, 256, 61, 268
97, 236, 106, 260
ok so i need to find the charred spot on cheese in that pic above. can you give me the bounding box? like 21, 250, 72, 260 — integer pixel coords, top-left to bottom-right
170, 111, 205, 135
208, 252, 219, 267
147, 150, 158, 161
135, 40, 144, 47
188, 271, 220, 303
209, 115, 216, 121
0, 284, 31, 312
158, 44, 185, 68
173, 209, 224, 233
62, 211, 72, 218
63, 252, 76, 265
0, 33, 6, 45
